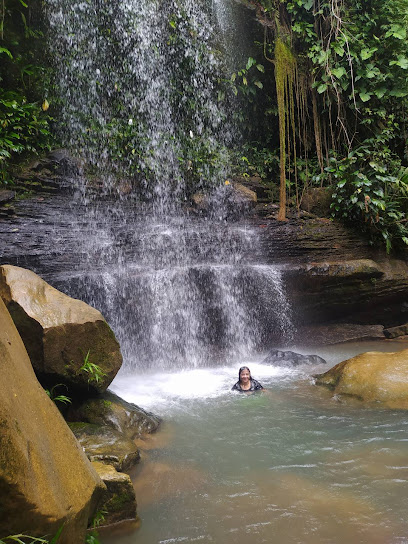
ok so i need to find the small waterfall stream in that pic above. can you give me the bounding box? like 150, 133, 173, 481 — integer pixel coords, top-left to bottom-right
44, 0, 294, 371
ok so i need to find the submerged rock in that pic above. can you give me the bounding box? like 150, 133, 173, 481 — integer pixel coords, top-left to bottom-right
0, 264, 122, 395
69, 422, 140, 471
262, 349, 327, 367
314, 348, 408, 408
67, 390, 161, 439
92, 461, 137, 526
0, 297, 105, 542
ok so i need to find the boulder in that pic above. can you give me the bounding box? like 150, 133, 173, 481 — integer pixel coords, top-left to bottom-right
0, 189, 15, 204
191, 192, 208, 211
262, 349, 327, 367
232, 182, 257, 204
0, 264, 122, 394
191, 183, 257, 219
67, 390, 161, 439
68, 422, 140, 471
314, 348, 408, 408
91, 462, 137, 526
300, 187, 332, 217
0, 297, 105, 542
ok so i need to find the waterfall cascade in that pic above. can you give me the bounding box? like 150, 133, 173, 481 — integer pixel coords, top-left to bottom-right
44, 0, 294, 370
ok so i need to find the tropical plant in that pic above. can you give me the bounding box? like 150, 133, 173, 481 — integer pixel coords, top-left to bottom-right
236, 0, 408, 249
79, 350, 106, 385
0, 0, 52, 184
328, 142, 408, 251
45, 384, 71, 405
0, 527, 62, 544
0, 537, 50, 544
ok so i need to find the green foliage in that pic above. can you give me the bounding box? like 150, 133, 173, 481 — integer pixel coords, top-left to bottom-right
328, 139, 408, 251
0, 0, 52, 184
231, 142, 279, 181
241, 0, 408, 249
286, 0, 408, 129
0, 527, 62, 544
80, 350, 106, 384
0, 537, 50, 544
0, 90, 51, 182
84, 534, 101, 544
45, 384, 71, 405
228, 57, 264, 99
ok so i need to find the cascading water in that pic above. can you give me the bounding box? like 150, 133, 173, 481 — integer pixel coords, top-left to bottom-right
44, 0, 294, 370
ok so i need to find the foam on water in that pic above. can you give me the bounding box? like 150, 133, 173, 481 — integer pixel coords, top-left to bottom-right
110, 361, 295, 412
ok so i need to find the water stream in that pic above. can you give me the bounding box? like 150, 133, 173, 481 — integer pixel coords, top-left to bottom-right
102, 340, 408, 544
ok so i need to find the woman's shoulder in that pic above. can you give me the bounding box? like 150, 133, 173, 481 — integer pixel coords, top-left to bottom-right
231, 381, 241, 391
251, 379, 264, 390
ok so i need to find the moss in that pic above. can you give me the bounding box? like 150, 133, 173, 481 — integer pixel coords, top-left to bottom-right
275, 36, 297, 221
67, 421, 89, 432
107, 490, 133, 512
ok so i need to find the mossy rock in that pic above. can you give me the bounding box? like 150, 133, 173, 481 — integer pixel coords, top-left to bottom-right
91, 462, 137, 526
68, 422, 140, 471
68, 390, 161, 439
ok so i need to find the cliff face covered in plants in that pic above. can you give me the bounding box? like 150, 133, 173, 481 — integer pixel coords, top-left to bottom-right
1, 0, 408, 255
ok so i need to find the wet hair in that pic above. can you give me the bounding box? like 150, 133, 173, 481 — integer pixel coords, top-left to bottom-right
239, 366, 251, 381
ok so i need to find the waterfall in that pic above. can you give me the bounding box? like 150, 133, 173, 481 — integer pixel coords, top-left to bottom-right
44, 0, 294, 370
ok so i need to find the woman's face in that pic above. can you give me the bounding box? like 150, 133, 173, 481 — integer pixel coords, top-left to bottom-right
240, 369, 251, 384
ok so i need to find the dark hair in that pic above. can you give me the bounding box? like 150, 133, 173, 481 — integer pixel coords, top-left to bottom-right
239, 366, 251, 380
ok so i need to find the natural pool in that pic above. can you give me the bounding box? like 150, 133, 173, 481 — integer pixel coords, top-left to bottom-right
101, 340, 408, 544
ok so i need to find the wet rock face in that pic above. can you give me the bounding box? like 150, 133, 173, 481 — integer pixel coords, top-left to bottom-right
282, 256, 408, 330
68, 422, 140, 472
1, 152, 407, 337
296, 323, 385, 347
262, 349, 327, 367
0, 297, 105, 542
68, 390, 161, 438
0, 264, 122, 395
315, 348, 408, 408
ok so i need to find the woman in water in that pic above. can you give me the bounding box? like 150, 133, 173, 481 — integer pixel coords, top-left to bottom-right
232, 366, 264, 393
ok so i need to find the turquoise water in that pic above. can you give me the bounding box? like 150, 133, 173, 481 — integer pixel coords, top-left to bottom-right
102, 341, 408, 544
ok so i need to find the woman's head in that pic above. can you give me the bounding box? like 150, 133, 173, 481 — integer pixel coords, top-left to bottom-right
239, 366, 251, 382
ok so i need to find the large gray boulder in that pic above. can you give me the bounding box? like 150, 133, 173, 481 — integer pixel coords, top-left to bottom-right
0, 297, 105, 542
0, 264, 122, 394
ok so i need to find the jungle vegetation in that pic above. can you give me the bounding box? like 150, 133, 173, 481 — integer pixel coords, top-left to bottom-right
238, 0, 408, 250
0, 0, 407, 251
